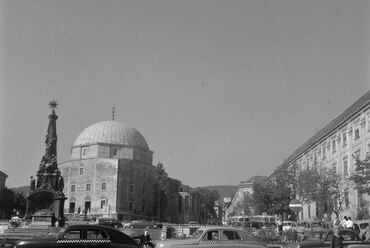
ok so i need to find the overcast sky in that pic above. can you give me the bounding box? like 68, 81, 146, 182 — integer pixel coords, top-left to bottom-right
1, 0, 369, 188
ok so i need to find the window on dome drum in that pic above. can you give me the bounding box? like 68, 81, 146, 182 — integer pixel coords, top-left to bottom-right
101, 182, 106, 191
79, 167, 84, 175
86, 184, 91, 191
71, 185, 76, 192
69, 202, 75, 213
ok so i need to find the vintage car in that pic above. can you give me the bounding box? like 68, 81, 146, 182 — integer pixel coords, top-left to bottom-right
125, 220, 155, 229
296, 229, 370, 248
13, 224, 139, 248
154, 226, 268, 248
98, 217, 123, 228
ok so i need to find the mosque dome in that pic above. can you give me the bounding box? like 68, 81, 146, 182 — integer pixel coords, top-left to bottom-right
73, 120, 149, 150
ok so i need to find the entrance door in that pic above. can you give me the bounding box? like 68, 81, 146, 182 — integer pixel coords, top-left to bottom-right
85, 201, 91, 215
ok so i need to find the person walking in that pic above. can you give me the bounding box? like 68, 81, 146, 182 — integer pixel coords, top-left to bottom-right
140, 230, 153, 248
330, 227, 343, 248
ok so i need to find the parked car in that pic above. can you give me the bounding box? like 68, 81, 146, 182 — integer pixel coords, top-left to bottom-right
296, 229, 370, 248
98, 217, 123, 228
154, 226, 268, 248
285, 230, 329, 248
283, 221, 297, 232
353, 220, 370, 238
13, 224, 139, 248
125, 220, 155, 229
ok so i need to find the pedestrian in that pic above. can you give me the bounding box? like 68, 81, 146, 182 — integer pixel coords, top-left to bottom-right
140, 230, 152, 248
330, 227, 343, 248
276, 218, 283, 234
339, 216, 347, 229
362, 226, 370, 241
344, 217, 353, 230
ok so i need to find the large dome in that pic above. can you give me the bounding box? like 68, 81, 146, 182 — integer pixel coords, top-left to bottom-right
73, 120, 149, 150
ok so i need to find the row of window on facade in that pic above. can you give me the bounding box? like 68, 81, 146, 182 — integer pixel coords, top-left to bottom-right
70, 183, 146, 195
77, 167, 148, 178
68, 199, 147, 214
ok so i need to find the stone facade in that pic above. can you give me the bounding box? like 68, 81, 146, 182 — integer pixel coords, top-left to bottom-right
263, 91, 370, 221
0, 171, 7, 191
59, 120, 156, 221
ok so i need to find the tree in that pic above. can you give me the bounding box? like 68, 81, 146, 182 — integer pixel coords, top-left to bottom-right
252, 181, 275, 215
234, 191, 253, 216
153, 162, 168, 221
296, 164, 349, 219
350, 154, 370, 220
191, 187, 219, 224
0, 188, 27, 218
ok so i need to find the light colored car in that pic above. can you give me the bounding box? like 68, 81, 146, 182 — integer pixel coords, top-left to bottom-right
283, 221, 297, 232
154, 226, 268, 248
354, 220, 370, 238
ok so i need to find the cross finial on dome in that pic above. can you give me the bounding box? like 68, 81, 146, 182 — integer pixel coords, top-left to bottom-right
112, 106, 115, 120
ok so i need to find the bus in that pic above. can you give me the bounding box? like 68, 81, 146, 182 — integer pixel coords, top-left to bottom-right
251, 215, 276, 229
230, 216, 251, 227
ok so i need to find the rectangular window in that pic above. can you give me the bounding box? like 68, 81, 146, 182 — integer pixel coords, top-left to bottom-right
322, 146, 326, 159
141, 200, 145, 212
343, 157, 348, 176
79, 167, 84, 175
69, 202, 75, 213
71, 185, 76, 192
143, 171, 147, 178
86, 184, 91, 191
101, 182, 106, 191
129, 202, 133, 211
308, 205, 311, 218
332, 140, 336, 154
101, 200, 106, 209
130, 184, 134, 193
355, 127, 360, 140
342, 132, 347, 147
142, 187, 146, 195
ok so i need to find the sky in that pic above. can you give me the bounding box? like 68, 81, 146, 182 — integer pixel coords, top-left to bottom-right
1, 0, 369, 188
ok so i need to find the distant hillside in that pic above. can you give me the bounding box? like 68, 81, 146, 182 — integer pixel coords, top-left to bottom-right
202, 185, 237, 206
10, 186, 30, 195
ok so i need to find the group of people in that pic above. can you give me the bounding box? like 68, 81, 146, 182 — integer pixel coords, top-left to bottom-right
334, 216, 355, 230
331, 215, 370, 248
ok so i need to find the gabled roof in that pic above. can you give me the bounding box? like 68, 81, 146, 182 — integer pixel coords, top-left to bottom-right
265, 91, 370, 181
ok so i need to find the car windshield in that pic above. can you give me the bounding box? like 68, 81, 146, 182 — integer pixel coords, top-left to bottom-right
192, 229, 204, 239
53, 227, 67, 238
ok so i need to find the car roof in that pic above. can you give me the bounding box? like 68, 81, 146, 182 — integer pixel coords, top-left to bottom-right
66, 224, 116, 229
197, 226, 246, 232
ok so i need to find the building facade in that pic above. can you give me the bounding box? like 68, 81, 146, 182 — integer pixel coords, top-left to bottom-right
225, 176, 266, 222
264, 91, 370, 222
0, 171, 7, 191
59, 120, 157, 221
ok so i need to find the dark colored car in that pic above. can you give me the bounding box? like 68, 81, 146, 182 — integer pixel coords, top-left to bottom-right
297, 229, 370, 248
13, 224, 139, 248
98, 218, 123, 228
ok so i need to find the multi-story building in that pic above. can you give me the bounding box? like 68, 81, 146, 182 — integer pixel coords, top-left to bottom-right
0, 171, 7, 191
59, 119, 201, 223
225, 176, 266, 222
264, 91, 370, 221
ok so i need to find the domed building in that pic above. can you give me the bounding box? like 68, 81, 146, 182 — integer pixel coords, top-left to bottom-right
59, 120, 157, 220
